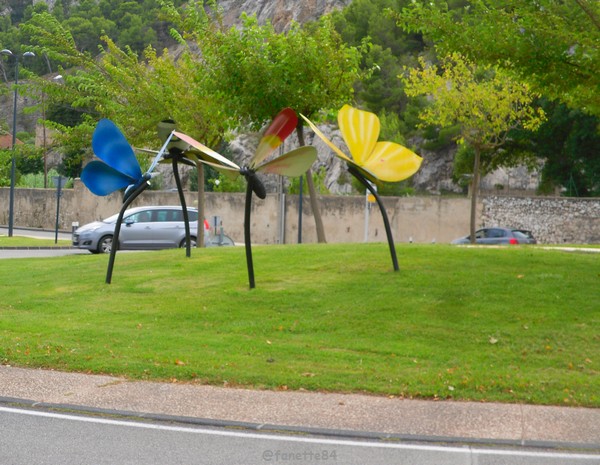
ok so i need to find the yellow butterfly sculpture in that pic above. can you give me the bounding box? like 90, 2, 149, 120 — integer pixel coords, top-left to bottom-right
302, 105, 423, 271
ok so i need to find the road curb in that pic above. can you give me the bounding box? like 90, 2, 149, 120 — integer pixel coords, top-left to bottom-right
1, 396, 599, 454
0, 247, 75, 250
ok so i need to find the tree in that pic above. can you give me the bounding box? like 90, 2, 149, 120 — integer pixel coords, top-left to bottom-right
403, 53, 545, 243
398, 0, 600, 117
331, 0, 425, 115
22, 7, 229, 247
198, 13, 362, 243
533, 100, 600, 197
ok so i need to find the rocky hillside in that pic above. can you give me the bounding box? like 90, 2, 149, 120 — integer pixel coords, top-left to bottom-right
218, 0, 352, 30
7, 0, 538, 195
26, 0, 351, 30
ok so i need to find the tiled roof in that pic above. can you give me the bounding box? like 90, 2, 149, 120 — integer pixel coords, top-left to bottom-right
0, 134, 23, 149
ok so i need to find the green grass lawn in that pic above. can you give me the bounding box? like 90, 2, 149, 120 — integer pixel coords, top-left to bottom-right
0, 235, 71, 247
0, 243, 598, 407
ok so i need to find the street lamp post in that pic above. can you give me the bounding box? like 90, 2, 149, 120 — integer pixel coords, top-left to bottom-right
1, 49, 35, 237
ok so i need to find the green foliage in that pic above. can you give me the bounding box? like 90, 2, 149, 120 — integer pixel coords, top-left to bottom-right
350, 175, 414, 197
533, 100, 600, 197
287, 167, 330, 195
331, 0, 425, 116
398, 0, 600, 117
0, 149, 12, 186
403, 53, 546, 153
43, 117, 96, 179
0, 135, 42, 185
17, 168, 72, 188
202, 13, 362, 129
21, 5, 228, 167
421, 124, 462, 151
15, 141, 43, 175
207, 173, 246, 193
377, 109, 406, 144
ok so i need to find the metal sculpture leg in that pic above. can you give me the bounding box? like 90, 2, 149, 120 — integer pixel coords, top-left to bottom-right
172, 158, 191, 258
349, 167, 399, 272
106, 182, 149, 284
244, 181, 256, 289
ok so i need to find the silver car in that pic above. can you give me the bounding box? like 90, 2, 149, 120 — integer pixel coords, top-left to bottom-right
73, 206, 206, 254
451, 227, 537, 245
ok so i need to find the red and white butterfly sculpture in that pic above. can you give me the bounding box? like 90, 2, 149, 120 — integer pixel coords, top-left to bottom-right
173, 108, 317, 288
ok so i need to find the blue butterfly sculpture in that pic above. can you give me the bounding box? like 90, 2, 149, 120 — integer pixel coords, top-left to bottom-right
81, 119, 181, 284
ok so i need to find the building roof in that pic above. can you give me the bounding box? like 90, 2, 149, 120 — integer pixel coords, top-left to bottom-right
0, 134, 23, 149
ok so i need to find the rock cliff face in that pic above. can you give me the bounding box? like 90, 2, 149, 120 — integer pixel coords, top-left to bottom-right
218, 0, 352, 30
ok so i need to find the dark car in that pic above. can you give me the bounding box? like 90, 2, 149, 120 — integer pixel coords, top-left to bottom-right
451, 227, 537, 245
73, 206, 234, 253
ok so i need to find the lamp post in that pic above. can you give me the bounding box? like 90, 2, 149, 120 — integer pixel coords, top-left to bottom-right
1, 49, 35, 237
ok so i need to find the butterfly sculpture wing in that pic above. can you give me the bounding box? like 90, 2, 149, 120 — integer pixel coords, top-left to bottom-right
337, 104, 380, 167
338, 105, 423, 183
81, 119, 144, 196
81, 160, 139, 196
300, 113, 379, 183
91, 119, 143, 181
363, 141, 423, 183
257, 146, 317, 177
172, 131, 240, 180
302, 106, 423, 183
252, 108, 298, 168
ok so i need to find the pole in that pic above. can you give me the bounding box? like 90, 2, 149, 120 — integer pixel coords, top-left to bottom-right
7, 56, 18, 237
106, 181, 149, 284
172, 158, 191, 257
364, 190, 370, 242
349, 166, 399, 272
54, 175, 62, 244
297, 175, 303, 244
1, 50, 35, 237
243, 180, 255, 289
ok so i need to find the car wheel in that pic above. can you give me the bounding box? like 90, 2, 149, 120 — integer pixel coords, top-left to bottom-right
97, 235, 113, 254
180, 236, 197, 249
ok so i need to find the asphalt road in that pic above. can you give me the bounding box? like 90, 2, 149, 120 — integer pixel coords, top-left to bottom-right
0, 227, 73, 241
1, 406, 598, 465
0, 248, 89, 258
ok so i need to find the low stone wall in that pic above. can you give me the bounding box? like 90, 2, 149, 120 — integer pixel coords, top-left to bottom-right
1, 180, 472, 244
481, 196, 600, 244
1, 182, 598, 244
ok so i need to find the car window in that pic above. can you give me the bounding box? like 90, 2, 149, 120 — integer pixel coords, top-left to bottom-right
188, 210, 198, 222
514, 230, 532, 239
475, 230, 486, 239
155, 209, 181, 222
127, 211, 152, 223
513, 230, 529, 239
488, 229, 506, 238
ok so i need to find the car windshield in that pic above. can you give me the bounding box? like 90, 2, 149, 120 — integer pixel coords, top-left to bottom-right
512, 230, 530, 239
103, 213, 120, 223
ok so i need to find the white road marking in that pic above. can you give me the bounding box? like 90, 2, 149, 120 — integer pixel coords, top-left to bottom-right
1, 406, 598, 461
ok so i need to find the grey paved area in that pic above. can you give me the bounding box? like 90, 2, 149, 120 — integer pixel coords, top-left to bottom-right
0, 365, 598, 450
0, 227, 73, 242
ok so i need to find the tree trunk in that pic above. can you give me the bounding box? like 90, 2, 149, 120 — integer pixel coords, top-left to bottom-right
469, 148, 481, 244
196, 161, 205, 248
296, 124, 327, 243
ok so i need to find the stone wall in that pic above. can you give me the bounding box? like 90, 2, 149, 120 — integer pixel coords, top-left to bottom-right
1, 180, 472, 244
2, 183, 598, 244
481, 196, 600, 244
